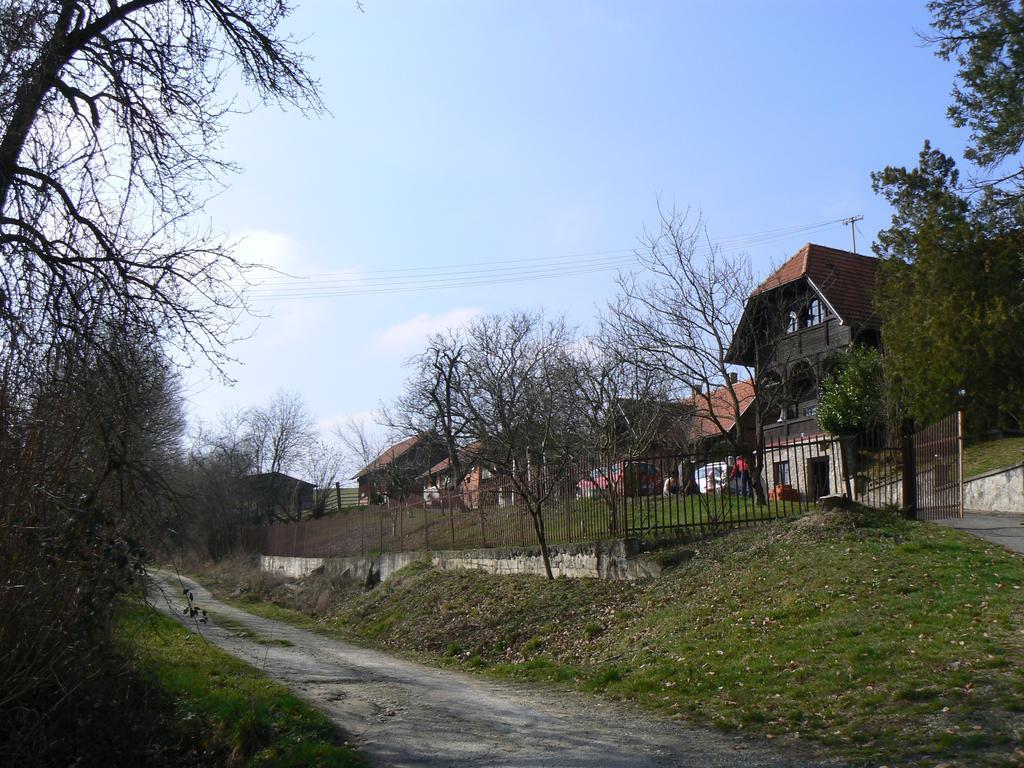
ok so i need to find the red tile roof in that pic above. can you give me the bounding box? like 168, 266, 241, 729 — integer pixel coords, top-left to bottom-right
682, 380, 755, 441
753, 243, 879, 325
424, 441, 483, 477
357, 435, 421, 478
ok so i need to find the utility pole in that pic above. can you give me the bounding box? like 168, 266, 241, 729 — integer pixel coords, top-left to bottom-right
841, 215, 864, 254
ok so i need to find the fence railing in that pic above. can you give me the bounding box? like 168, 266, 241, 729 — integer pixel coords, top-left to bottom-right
242, 427, 924, 559
913, 411, 964, 521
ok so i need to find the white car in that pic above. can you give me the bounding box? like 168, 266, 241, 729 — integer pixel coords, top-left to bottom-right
693, 462, 764, 495
694, 462, 732, 494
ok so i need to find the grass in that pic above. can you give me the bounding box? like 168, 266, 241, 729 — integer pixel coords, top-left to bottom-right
208, 508, 1024, 767
120, 605, 363, 767
312, 493, 802, 557
617, 494, 794, 535
964, 436, 1024, 478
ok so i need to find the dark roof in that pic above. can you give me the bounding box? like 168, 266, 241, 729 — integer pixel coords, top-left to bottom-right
245, 471, 315, 489
753, 243, 879, 325
356, 435, 422, 478
680, 380, 755, 442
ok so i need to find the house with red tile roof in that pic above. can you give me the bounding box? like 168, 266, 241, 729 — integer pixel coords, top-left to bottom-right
355, 433, 446, 504
420, 441, 490, 508
680, 379, 757, 448
728, 243, 881, 444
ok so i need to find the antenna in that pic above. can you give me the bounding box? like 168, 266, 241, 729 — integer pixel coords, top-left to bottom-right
841, 215, 864, 254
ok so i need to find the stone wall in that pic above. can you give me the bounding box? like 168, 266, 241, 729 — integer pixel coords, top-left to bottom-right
261, 550, 423, 584
964, 464, 1023, 515
260, 539, 661, 584
431, 539, 661, 580
261, 554, 325, 579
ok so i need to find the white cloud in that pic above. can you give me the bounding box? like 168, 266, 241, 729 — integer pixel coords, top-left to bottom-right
374, 307, 481, 355
235, 230, 305, 274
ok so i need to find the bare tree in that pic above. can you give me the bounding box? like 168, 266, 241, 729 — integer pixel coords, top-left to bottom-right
335, 414, 386, 482
606, 206, 790, 503
567, 338, 679, 533
0, 4, 323, 759
240, 390, 316, 522
301, 439, 345, 518
457, 312, 579, 580
0, 1, 322, 369
385, 330, 471, 506
243, 390, 316, 475
181, 422, 255, 558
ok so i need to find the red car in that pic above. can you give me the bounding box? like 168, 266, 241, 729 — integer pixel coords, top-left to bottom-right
576, 462, 662, 499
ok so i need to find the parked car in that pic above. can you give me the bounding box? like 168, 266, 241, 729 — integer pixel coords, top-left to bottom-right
576, 461, 662, 498
694, 461, 739, 494
694, 461, 766, 496
422, 484, 441, 505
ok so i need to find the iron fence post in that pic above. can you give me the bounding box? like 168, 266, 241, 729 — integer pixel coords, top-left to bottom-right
901, 430, 917, 519
957, 410, 965, 519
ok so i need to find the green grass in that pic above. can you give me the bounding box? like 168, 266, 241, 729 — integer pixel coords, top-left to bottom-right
305, 492, 803, 558
210, 508, 1024, 767
964, 436, 1024, 478
617, 494, 795, 535
120, 606, 363, 767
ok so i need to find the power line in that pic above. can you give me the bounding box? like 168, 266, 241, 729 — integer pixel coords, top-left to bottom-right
244, 218, 849, 301
243, 218, 843, 285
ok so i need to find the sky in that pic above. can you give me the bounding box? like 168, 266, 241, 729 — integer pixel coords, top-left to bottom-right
184, 0, 968, 442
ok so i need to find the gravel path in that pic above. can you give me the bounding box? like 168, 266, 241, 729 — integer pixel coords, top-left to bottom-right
151, 572, 836, 768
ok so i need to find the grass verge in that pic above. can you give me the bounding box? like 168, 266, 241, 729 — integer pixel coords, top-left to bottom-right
120, 605, 363, 767
204, 509, 1024, 767
964, 436, 1024, 478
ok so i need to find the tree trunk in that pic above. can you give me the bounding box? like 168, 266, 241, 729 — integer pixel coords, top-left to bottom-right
529, 506, 554, 580
752, 415, 768, 505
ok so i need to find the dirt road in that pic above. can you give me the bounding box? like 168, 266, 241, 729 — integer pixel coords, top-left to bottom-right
152, 572, 835, 768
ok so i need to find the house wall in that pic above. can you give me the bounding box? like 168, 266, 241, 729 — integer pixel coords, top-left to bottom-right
461, 466, 483, 508
764, 316, 858, 443
774, 316, 851, 366
762, 438, 845, 501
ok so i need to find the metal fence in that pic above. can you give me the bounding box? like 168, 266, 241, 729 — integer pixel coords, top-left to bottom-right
912, 411, 964, 521
241, 424, 941, 559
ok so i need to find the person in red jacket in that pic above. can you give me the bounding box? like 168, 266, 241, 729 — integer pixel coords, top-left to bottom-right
730, 455, 753, 498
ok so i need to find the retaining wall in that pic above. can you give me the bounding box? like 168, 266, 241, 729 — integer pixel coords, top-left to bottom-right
261, 550, 423, 583
260, 539, 660, 584
964, 464, 1024, 515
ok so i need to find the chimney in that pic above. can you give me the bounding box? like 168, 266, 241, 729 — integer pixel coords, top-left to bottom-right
727, 372, 738, 385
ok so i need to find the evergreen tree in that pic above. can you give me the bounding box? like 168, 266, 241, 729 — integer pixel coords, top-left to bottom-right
927, 0, 1024, 205
872, 142, 1024, 431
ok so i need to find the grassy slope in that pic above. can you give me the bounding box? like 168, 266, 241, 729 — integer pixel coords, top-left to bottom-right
288, 511, 1024, 767
964, 436, 1024, 478
120, 606, 363, 768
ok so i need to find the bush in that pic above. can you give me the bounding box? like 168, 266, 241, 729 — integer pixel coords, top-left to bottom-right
816, 346, 886, 435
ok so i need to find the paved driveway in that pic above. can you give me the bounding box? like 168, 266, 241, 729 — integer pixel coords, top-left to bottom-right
151, 572, 833, 768
935, 513, 1024, 555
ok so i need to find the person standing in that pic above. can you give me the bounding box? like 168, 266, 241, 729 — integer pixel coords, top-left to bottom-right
730, 455, 753, 498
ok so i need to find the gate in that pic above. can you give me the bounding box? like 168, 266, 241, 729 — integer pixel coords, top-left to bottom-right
910, 412, 964, 520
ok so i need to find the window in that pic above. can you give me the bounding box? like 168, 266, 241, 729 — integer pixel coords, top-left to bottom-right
773, 461, 791, 486
802, 298, 824, 328
787, 310, 799, 333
